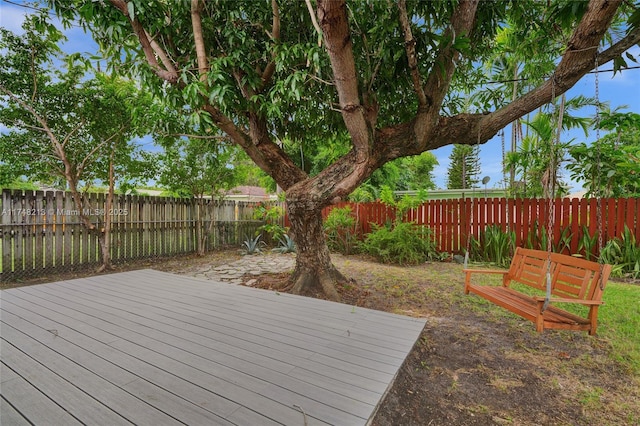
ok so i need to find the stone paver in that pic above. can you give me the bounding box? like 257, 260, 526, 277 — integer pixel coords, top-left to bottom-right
188, 253, 296, 284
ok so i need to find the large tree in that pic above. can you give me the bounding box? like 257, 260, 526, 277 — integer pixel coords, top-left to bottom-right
0, 16, 153, 271
503, 94, 596, 197
446, 145, 480, 190
158, 137, 246, 255
51, 0, 640, 300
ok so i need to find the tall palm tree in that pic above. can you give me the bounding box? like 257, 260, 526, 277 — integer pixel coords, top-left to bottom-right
504, 95, 595, 198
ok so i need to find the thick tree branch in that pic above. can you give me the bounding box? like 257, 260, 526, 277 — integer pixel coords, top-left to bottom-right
201, 105, 306, 189
390, 15, 637, 156
597, 25, 640, 66
318, 0, 370, 163
105, 1, 302, 188
109, 0, 179, 83
191, 0, 209, 83
477, 0, 623, 142
398, 0, 427, 107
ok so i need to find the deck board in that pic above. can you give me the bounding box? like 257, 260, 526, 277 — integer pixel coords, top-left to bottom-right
1, 396, 32, 426
1, 269, 426, 425
47, 278, 407, 367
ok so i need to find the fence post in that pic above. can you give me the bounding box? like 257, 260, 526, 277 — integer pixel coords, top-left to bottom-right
1, 190, 13, 278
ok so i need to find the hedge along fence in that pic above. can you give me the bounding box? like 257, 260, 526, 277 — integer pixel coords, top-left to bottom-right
0, 189, 279, 282
321, 198, 640, 256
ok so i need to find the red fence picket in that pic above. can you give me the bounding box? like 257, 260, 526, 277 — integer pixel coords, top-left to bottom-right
321, 197, 639, 256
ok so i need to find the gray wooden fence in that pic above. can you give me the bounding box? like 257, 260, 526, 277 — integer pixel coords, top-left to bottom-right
1, 189, 277, 282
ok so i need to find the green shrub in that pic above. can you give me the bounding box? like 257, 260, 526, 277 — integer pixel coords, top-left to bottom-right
360, 221, 439, 265
253, 203, 287, 245
599, 225, 640, 279
577, 225, 598, 261
470, 225, 515, 267
324, 206, 359, 254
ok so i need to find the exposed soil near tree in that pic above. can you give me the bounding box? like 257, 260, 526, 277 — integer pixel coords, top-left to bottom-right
240, 254, 640, 426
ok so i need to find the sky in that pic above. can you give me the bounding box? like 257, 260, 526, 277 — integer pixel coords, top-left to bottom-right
1, 1, 639, 193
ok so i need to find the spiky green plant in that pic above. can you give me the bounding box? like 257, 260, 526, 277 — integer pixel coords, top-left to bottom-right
577, 225, 598, 260
470, 225, 515, 267
599, 226, 640, 278
272, 234, 296, 254
241, 234, 266, 255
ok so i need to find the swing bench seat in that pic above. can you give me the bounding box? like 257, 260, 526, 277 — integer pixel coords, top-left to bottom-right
464, 247, 611, 335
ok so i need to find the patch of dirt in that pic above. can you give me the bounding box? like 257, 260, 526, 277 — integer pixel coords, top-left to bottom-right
0, 249, 241, 290
241, 254, 640, 426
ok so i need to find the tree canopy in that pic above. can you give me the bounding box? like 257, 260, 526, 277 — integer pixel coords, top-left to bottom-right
45, 0, 640, 299
568, 110, 640, 198
446, 145, 480, 190
0, 14, 156, 270
0, 15, 154, 191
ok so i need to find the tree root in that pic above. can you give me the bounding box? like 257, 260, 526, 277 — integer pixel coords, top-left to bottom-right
96, 263, 114, 273
289, 266, 344, 302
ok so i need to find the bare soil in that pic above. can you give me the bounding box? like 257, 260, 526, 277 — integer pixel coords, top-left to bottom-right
238, 254, 640, 426
4, 250, 638, 425
0, 250, 242, 290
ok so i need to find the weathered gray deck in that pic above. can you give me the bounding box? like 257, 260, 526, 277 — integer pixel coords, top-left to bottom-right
0, 269, 425, 426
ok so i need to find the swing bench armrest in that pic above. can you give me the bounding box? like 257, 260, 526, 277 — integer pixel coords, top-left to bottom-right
532, 296, 604, 306
463, 269, 509, 275
464, 269, 510, 294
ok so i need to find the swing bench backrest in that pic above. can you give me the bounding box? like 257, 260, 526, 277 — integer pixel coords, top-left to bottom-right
508, 248, 607, 301
465, 247, 612, 335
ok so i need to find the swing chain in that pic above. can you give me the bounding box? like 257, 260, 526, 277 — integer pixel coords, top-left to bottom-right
594, 53, 606, 291
543, 76, 561, 312
500, 129, 512, 253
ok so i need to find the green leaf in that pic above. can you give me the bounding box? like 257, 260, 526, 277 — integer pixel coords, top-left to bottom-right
625, 52, 637, 63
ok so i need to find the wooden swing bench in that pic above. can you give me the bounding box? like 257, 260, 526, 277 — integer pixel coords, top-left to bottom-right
464, 247, 611, 335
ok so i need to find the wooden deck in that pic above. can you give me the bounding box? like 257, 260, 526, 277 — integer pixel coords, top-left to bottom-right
0, 269, 426, 425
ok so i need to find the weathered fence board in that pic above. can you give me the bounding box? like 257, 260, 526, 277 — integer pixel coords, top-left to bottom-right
5, 190, 636, 281
1, 190, 272, 281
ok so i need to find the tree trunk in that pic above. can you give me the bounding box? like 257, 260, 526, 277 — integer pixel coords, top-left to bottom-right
287, 200, 345, 301
97, 153, 115, 272
97, 233, 111, 272
195, 197, 205, 256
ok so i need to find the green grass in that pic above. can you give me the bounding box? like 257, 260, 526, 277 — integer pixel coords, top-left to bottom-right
517, 279, 640, 374
464, 265, 640, 374
598, 282, 640, 373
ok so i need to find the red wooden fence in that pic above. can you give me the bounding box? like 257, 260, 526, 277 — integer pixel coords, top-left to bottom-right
321, 198, 640, 256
